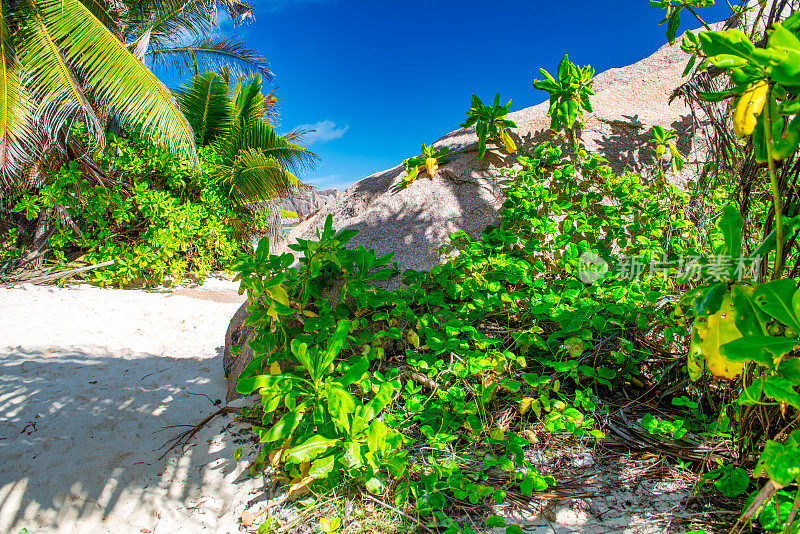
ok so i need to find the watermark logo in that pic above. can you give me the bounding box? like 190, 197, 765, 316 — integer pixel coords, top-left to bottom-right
578, 251, 609, 283
577, 253, 762, 284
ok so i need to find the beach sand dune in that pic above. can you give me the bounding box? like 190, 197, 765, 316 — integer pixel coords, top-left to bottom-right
0, 280, 263, 534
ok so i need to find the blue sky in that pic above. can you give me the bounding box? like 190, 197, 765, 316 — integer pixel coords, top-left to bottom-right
215, 1, 733, 191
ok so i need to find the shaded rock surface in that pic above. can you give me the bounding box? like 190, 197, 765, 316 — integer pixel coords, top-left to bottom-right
277, 36, 710, 273
223, 301, 254, 402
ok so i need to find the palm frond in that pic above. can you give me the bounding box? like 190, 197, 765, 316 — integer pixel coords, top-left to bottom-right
238, 120, 318, 174
0, 8, 35, 182
79, 0, 125, 38
17, 5, 104, 145
221, 147, 298, 206
127, 0, 215, 45
216, 0, 253, 25
176, 71, 231, 145
34, 0, 198, 166
148, 37, 270, 80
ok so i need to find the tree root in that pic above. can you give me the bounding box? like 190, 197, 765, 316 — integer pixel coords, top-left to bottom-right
159, 405, 242, 459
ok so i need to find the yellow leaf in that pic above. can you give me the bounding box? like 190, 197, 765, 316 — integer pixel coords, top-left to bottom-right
489, 427, 505, 440
269, 284, 290, 307
269, 362, 281, 375
690, 294, 744, 380
519, 397, 533, 415
287, 462, 313, 498
407, 330, 420, 348
425, 157, 438, 177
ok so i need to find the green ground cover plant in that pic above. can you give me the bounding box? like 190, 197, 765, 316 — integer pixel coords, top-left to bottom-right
232, 138, 722, 531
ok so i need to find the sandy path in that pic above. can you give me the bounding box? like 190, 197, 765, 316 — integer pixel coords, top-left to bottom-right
0, 279, 262, 534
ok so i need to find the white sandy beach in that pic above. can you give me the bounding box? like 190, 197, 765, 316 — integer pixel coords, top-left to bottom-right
0, 279, 264, 534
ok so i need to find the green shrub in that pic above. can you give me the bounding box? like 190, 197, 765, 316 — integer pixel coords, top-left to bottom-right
3, 131, 260, 287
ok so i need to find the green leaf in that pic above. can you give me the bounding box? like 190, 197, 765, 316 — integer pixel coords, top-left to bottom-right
737, 378, 764, 406
365, 477, 384, 495
755, 280, 800, 331
692, 282, 727, 316
328, 385, 357, 432
308, 454, 336, 480
260, 408, 306, 443
666, 8, 681, 44
763, 375, 800, 410
716, 205, 742, 257
320, 320, 350, 377
731, 285, 768, 337
367, 420, 388, 454
284, 435, 338, 464
361, 382, 394, 423
721, 336, 798, 367
236, 373, 285, 394
338, 357, 368, 387
779, 358, 800, 385
485, 516, 506, 528
715, 467, 749, 497
700, 29, 758, 63
771, 447, 800, 486
755, 440, 784, 478
291, 340, 315, 377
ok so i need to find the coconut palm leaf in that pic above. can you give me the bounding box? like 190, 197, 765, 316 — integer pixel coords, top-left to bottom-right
31, 0, 197, 165
147, 37, 271, 79
17, 6, 104, 145
238, 120, 316, 174
0, 9, 34, 182
222, 147, 299, 205
176, 71, 317, 212
176, 71, 231, 145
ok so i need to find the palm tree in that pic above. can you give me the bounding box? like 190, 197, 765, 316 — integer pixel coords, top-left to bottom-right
176, 71, 318, 241
0, 0, 269, 185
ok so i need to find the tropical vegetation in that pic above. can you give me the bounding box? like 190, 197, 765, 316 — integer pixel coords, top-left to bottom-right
227, 2, 800, 533
0, 0, 313, 284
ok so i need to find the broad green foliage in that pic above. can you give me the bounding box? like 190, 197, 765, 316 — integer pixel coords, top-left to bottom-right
649, 125, 685, 185
460, 94, 517, 159
400, 144, 450, 188
3, 131, 248, 286
696, 18, 800, 161
532, 54, 594, 135
233, 141, 707, 531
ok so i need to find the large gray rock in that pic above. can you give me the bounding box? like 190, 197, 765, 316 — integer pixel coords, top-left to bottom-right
280, 188, 340, 221
276, 36, 710, 273
223, 302, 254, 402
226, 33, 713, 398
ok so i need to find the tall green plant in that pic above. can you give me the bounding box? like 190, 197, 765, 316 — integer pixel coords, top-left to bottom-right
532, 54, 594, 149
461, 93, 517, 159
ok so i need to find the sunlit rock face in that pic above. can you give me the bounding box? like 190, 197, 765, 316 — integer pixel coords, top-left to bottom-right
278, 31, 715, 273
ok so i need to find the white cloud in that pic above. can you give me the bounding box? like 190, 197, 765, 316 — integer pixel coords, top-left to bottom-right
295, 120, 349, 145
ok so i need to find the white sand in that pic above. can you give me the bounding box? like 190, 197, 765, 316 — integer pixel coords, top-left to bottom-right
0, 279, 264, 534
